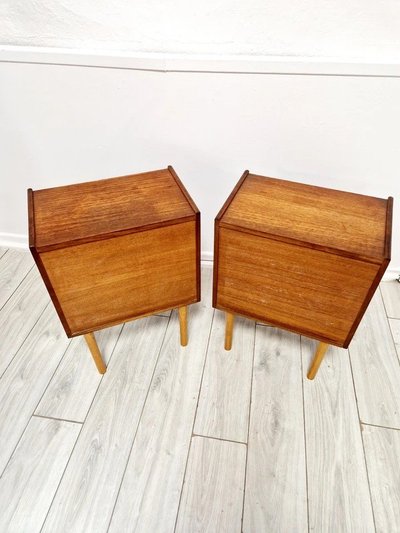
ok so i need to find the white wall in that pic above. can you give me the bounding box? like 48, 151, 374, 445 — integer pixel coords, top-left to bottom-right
1, 1, 400, 61
0, 54, 399, 271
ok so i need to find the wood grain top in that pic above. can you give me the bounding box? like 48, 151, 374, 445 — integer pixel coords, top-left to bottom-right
29, 167, 197, 250
220, 173, 391, 262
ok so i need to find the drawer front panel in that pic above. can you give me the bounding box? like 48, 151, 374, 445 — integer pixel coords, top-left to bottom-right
41, 221, 197, 335
216, 227, 379, 345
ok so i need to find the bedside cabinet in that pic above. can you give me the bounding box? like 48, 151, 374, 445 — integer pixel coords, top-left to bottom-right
28, 166, 200, 373
213, 171, 392, 379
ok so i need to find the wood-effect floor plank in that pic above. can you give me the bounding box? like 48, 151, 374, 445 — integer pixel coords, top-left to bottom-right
0, 268, 49, 377
0, 417, 80, 533
194, 311, 255, 443
302, 337, 375, 531
42, 315, 168, 533
36, 324, 123, 422
175, 436, 246, 533
0, 304, 70, 475
108, 269, 214, 533
349, 290, 400, 428
243, 326, 307, 532
362, 424, 400, 532
0, 249, 33, 309
388, 318, 400, 361
0, 247, 7, 259
380, 281, 400, 319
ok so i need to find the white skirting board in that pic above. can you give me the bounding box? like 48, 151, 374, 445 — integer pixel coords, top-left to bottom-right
1, 232, 397, 280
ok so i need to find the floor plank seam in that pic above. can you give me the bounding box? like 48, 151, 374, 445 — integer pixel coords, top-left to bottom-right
240, 321, 257, 533
39, 417, 86, 533
0, 325, 72, 480
361, 421, 400, 432
379, 282, 399, 322
347, 347, 378, 533
0, 263, 34, 313
105, 313, 172, 533
299, 335, 311, 533
173, 308, 216, 533
0, 248, 9, 260
81, 323, 126, 427
380, 287, 400, 368
33, 413, 83, 425
32, 333, 73, 419
0, 300, 50, 382
192, 433, 247, 446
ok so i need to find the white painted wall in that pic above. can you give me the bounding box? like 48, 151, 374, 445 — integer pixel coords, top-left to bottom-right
1, 1, 400, 61
0, 55, 399, 271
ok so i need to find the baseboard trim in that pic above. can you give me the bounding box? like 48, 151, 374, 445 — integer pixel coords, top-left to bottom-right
0, 233, 29, 249
1, 45, 400, 77
1, 233, 397, 280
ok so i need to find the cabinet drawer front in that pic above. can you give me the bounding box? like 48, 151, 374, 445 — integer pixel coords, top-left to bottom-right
41, 221, 197, 335
216, 227, 379, 345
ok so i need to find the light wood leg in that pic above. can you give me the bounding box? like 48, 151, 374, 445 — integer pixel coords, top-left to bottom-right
307, 341, 329, 380
178, 306, 188, 346
224, 312, 234, 350
84, 332, 107, 374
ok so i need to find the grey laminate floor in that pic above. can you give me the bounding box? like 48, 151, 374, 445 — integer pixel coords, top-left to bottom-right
1, 248, 400, 532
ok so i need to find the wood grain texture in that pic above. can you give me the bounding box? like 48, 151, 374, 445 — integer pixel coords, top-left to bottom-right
109, 269, 214, 533
362, 425, 400, 532
222, 173, 389, 261
349, 291, 400, 428
0, 268, 49, 378
243, 326, 307, 532
380, 280, 400, 318
31, 167, 195, 250
0, 304, 70, 474
0, 249, 33, 309
175, 436, 246, 533
302, 337, 374, 531
194, 310, 255, 443
35, 324, 123, 422
42, 316, 168, 533
216, 227, 378, 346
40, 221, 197, 336
0, 417, 80, 533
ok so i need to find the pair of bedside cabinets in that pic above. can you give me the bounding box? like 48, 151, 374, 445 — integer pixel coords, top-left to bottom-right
28, 167, 392, 380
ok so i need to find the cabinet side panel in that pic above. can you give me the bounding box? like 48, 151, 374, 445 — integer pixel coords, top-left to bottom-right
40, 222, 197, 335
216, 228, 379, 346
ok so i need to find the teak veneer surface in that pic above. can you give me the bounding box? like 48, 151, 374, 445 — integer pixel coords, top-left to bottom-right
28, 166, 200, 338
214, 171, 392, 348
31, 167, 195, 250
41, 222, 197, 336
222, 174, 389, 262
217, 227, 379, 346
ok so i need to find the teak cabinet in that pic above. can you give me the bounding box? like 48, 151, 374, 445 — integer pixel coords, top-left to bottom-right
213, 171, 392, 378
28, 166, 200, 373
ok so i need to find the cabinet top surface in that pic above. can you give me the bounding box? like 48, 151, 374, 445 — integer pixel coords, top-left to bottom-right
221, 173, 391, 261
29, 167, 196, 249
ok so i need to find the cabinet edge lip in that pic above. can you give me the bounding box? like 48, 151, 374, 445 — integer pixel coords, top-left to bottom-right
344, 256, 390, 347
215, 170, 249, 222
218, 221, 385, 265
67, 296, 199, 337
383, 196, 393, 261
168, 165, 200, 214
213, 302, 345, 347
32, 214, 197, 253
27, 188, 36, 248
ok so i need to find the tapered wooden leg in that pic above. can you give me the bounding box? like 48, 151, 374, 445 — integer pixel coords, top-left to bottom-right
84, 332, 107, 374
224, 312, 235, 350
178, 306, 188, 346
307, 341, 329, 380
